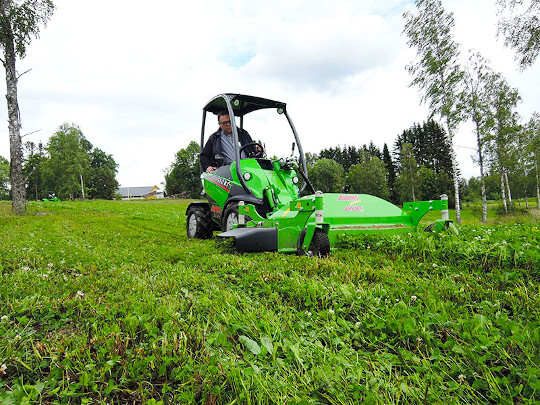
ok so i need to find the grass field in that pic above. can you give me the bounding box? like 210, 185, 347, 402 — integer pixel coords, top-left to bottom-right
0, 199, 539, 404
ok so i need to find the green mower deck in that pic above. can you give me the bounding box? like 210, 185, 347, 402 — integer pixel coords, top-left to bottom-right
218, 192, 455, 255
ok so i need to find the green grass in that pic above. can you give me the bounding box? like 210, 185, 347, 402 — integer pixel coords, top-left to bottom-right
0, 199, 539, 404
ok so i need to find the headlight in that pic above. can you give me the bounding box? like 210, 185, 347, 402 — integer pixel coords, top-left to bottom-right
243, 172, 252, 181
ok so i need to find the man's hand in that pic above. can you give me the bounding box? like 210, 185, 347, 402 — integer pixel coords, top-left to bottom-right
206, 166, 217, 173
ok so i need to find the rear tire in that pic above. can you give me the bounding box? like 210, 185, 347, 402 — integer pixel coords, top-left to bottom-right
297, 228, 330, 257
186, 206, 213, 239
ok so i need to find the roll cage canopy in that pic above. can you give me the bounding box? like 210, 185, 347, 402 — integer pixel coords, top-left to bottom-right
203, 93, 287, 117
200, 93, 309, 195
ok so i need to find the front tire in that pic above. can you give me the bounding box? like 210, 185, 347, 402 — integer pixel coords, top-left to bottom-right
222, 203, 239, 232
186, 206, 213, 239
297, 228, 330, 257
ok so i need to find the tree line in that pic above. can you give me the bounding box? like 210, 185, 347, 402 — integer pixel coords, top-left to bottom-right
1, 0, 538, 214
165, 112, 540, 219
307, 120, 455, 205
0, 123, 119, 201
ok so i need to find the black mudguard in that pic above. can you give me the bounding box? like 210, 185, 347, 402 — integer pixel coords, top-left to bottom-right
217, 227, 278, 252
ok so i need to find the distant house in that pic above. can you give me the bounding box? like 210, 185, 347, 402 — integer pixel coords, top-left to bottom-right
117, 186, 164, 200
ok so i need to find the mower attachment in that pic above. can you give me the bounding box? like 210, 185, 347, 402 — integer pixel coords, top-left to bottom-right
218, 227, 278, 252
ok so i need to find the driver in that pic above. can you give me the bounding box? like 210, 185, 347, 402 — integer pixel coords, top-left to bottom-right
200, 111, 260, 173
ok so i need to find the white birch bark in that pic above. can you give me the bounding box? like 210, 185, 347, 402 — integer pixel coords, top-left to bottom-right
535, 160, 540, 208
446, 119, 461, 224
504, 170, 512, 203
475, 122, 488, 223
2, 0, 26, 214
500, 172, 508, 213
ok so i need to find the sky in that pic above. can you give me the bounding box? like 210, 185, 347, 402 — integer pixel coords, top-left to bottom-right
1, 0, 539, 189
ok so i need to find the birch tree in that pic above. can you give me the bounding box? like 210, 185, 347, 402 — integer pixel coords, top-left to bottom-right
497, 0, 540, 70
0, 0, 54, 214
403, 0, 464, 224
485, 75, 521, 213
525, 112, 540, 207
461, 51, 497, 223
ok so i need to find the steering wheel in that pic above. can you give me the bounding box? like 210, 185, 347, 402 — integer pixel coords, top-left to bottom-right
239, 142, 265, 158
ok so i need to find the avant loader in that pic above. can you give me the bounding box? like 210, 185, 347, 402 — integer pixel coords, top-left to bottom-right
186, 93, 455, 256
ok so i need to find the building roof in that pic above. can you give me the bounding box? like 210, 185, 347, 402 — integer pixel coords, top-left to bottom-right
117, 186, 160, 198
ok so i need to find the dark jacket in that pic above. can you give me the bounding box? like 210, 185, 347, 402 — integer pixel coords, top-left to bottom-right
200, 127, 255, 171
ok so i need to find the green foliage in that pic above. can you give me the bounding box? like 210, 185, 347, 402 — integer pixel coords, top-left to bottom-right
497, 0, 540, 70
396, 143, 419, 202
43, 123, 90, 200
347, 154, 390, 199
417, 166, 453, 201
0, 200, 538, 403
308, 158, 344, 192
403, 0, 464, 134
394, 120, 453, 177
319, 143, 381, 173
86, 148, 119, 200
25, 124, 119, 200
484, 75, 522, 175
23, 142, 47, 201
383, 143, 397, 203
0, 0, 55, 59
304, 152, 319, 169
393, 122, 454, 203
165, 141, 201, 198
463, 173, 501, 202
0, 155, 9, 200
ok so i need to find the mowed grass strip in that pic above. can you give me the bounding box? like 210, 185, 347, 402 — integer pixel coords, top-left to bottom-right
0, 200, 539, 404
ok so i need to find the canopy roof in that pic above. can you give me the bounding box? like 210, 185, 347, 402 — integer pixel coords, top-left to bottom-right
203, 93, 287, 117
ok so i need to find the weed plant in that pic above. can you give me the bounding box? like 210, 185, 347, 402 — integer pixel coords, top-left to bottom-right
0, 200, 538, 404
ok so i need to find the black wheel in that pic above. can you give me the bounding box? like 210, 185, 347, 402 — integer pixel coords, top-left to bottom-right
222, 202, 254, 232
222, 203, 239, 232
297, 228, 330, 257
186, 206, 213, 239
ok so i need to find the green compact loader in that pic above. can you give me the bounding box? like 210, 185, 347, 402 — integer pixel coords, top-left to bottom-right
186, 93, 455, 256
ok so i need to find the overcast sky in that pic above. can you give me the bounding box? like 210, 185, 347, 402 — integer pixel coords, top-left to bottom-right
1, 0, 539, 188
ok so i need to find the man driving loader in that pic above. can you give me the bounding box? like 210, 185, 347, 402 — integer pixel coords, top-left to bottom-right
200, 110, 261, 173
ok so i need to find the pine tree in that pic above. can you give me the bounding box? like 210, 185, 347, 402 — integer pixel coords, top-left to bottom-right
382, 143, 397, 203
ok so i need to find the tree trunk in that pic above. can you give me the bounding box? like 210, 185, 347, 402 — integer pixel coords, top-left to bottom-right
3, 28, 26, 215
443, 119, 461, 224
534, 160, 540, 208
504, 170, 512, 203
475, 122, 487, 223
80, 174, 85, 200
481, 174, 487, 223
500, 171, 508, 213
